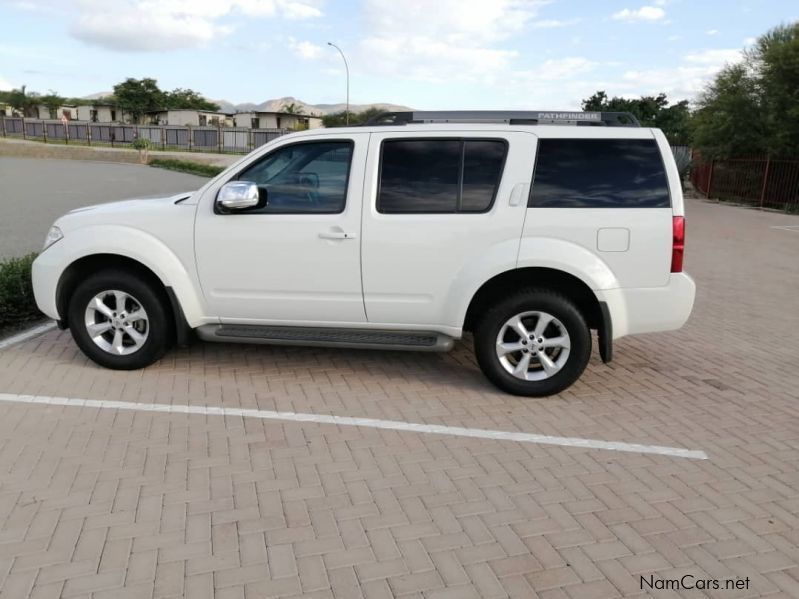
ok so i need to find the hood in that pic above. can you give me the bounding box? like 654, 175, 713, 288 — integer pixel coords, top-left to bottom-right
66, 191, 195, 215
55, 190, 198, 233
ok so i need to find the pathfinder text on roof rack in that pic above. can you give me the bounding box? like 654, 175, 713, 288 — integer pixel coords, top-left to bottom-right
362, 110, 641, 127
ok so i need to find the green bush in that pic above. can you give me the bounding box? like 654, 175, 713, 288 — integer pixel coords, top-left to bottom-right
0, 253, 42, 329
149, 158, 224, 178
131, 137, 152, 151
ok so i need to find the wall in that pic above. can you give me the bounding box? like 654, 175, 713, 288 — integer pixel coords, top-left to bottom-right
167, 110, 201, 127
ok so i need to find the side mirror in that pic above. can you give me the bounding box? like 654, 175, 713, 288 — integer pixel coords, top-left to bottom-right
216, 181, 260, 211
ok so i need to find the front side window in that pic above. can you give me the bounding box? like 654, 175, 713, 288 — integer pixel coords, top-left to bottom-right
378, 139, 507, 213
529, 139, 670, 208
236, 141, 353, 214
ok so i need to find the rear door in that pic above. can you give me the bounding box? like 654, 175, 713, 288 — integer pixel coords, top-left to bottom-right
360, 130, 536, 329
523, 129, 673, 288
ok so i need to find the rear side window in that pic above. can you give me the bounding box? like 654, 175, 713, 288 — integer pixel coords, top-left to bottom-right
378, 139, 507, 213
529, 139, 670, 208
462, 141, 507, 211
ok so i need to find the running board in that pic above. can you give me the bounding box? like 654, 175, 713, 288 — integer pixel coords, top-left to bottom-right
195, 324, 455, 352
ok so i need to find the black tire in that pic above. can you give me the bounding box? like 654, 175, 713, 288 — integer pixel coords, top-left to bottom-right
67, 269, 173, 370
474, 289, 591, 397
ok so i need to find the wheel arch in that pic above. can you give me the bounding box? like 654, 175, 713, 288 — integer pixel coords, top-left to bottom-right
57, 254, 192, 345
463, 267, 611, 361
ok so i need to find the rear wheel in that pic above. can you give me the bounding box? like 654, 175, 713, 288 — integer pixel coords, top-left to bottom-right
474, 289, 591, 396
68, 270, 172, 369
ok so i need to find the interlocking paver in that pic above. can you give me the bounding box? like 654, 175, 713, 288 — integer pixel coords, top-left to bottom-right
0, 198, 798, 597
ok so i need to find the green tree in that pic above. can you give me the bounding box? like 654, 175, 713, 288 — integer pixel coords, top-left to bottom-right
165, 88, 219, 111
112, 78, 165, 123
282, 102, 299, 114
691, 64, 767, 158
750, 22, 799, 155
322, 107, 384, 127
40, 90, 64, 119
692, 21, 799, 158
581, 91, 692, 145
7, 85, 39, 117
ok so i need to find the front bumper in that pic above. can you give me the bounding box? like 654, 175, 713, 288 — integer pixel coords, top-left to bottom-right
32, 250, 64, 321
596, 272, 696, 339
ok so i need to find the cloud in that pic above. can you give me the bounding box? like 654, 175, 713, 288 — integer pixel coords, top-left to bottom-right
683, 48, 743, 65
513, 57, 597, 82
618, 48, 744, 98
529, 18, 581, 29
612, 6, 666, 22
0, 76, 15, 90
355, 0, 549, 82
68, 0, 324, 52
706, 29, 719, 36
289, 39, 325, 59
281, 1, 322, 18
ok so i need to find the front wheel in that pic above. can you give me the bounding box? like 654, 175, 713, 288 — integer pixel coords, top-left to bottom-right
474, 289, 591, 396
68, 270, 173, 370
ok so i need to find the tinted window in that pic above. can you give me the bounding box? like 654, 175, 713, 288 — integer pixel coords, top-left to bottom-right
378, 139, 506, 213
379, 140, 461, 213
529, 139, 670, 208
236, 141, 353, 213
462, 141, 507, 211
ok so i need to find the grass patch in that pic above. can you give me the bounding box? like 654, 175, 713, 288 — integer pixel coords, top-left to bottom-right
0, 253, 42, 332
149, 158, 225, 178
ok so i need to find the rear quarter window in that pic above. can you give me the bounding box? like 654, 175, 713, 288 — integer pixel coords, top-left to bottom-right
529, 138, 670, 208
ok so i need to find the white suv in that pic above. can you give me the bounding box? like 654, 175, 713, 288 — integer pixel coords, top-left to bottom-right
32, 111, 695, 396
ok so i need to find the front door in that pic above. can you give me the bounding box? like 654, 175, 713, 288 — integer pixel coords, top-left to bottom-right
195, 133, 368, 324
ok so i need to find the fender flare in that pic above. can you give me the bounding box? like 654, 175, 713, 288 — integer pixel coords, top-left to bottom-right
55, 225, 207, 327
447, 237, 620, 329
516, 237, 620, 290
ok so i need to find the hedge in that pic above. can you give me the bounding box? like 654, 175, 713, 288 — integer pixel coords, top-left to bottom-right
149, 158, 225, 178
0, 253, 42, 330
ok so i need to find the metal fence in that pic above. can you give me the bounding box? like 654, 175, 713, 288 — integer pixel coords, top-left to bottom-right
0, 117, 289, 154
692, 154, 799, 212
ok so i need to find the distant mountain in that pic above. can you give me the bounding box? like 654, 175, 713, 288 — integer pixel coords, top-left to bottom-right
213, 96, 412, 116
82, 91, 114, 100
82, 92, 411, 116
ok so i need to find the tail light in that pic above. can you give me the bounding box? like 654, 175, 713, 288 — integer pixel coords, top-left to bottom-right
671, 216, 685, 273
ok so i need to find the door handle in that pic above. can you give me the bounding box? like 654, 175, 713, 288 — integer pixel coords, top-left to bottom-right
319, 231, 357, 240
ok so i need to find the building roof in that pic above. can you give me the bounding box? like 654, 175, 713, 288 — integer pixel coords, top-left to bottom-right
145, 108, 233, 116
236, 110, 321, 119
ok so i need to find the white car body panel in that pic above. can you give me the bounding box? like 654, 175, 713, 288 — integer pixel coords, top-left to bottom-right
32, 122, 696, 354
361, 130, 536, 328
32, 194, 210, 327
193, 132, 369, 324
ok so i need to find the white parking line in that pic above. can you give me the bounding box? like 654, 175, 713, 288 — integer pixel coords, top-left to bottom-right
0, 321, 57, 351
770, 225, 799, 232
0, 393, 708, 460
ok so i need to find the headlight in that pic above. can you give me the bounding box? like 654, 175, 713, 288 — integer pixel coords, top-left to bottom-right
43, 226, 64, 251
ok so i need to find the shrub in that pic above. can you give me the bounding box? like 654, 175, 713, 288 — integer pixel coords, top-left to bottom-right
149, 158, 224, 178
0, 253, 42, 330
132, 136, 152, 164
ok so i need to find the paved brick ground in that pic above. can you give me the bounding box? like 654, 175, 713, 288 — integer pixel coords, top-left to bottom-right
0, 198, 798, 598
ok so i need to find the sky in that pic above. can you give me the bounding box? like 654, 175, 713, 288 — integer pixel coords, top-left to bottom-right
0, 0, 796, 110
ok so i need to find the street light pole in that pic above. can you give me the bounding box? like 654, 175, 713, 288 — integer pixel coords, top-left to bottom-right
327, 42, 350, 125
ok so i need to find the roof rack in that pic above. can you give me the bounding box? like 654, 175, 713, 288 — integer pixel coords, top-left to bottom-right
362, 110, 641, 128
